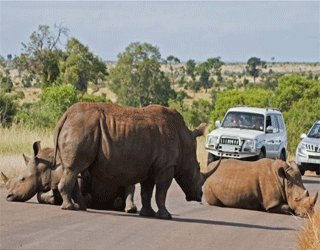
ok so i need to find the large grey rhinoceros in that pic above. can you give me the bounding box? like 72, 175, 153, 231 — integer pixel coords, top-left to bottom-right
203, 158, 318, 218
1, 141, 137, 213
51, 102, 220, 219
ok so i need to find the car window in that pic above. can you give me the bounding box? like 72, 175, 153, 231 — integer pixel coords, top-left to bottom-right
222, 112, 264, 131
276, 115, 285, 133
271, 115, 279, 133
308, 123, 320, 139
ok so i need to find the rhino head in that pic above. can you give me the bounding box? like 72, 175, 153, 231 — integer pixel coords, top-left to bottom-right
174, 123, 221, 202
277, 160, 318, 218
1, 141, 55, 202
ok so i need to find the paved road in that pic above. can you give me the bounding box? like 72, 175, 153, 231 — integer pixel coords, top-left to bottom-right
1, 174, 319, 250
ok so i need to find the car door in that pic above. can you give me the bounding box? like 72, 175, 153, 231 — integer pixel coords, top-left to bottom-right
264, 114, 279, 158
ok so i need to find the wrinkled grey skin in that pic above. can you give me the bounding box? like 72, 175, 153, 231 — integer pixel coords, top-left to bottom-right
52, 102, 220, 219
204, 158, 318, 218
1, 142, 137, 213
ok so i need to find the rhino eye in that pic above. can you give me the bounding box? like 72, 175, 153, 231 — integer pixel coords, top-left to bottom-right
19, 177, 25, 181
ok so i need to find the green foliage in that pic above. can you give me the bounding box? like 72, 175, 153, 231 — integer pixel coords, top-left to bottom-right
57, 38, 107, 92
210, 89, 271, 130
272, 75, 315, 112
246, 57, 266, 83
169, 98, 213, 129
81, 93, 112, 103
15, 84, 78, 129
0, 91, 18, 127
186, 59, 196, 81
282, 80, 320, 153
109, 42, 174, 107
1, 74, 14, 93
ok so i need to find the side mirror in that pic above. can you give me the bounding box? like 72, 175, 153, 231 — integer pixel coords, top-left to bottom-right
215, 120, 221, 128
300, 133, 307, 139
266, 126, 274, 133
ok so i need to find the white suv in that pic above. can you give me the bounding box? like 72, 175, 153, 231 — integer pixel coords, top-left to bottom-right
206, 106, 287, 165
295, 120, 320, 175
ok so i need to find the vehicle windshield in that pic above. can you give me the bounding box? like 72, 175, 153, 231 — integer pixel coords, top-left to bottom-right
221, 112, 265, 131
308, 123, 320, 139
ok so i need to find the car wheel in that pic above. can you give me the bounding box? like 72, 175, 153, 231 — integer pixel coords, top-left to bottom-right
280, 151, 286, 162
316, 169, 320, 176
300, 169, 305, 176
257, 149, 265, 160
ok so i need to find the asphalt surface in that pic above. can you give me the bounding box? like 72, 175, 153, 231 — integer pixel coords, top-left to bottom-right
1, 174, 319, 250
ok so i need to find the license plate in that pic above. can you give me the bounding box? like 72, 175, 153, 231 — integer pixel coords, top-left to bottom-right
220, 145, 238, 152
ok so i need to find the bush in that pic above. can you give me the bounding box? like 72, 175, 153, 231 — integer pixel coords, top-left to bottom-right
15, 84, 79, 129
81, 93, 112, 103
0, 91, 18, 127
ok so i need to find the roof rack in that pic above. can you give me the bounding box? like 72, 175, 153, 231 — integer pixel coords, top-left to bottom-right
266, 107, 280, 111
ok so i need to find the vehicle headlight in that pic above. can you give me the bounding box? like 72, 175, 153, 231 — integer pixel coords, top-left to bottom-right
243, 139, 255, 150
297, 143, 306, 153
207, 136, 218, 146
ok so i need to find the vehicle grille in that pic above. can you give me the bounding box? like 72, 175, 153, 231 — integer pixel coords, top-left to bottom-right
309, 155, 320, 160
220, 138, 239, 145
306, 144, 320, 152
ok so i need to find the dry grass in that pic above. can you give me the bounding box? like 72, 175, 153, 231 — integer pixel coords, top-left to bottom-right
0, 126, 53, 183
296, 205, 320, 250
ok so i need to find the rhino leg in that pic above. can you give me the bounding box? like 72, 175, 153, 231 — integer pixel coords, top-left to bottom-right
58, 169, 83, 210
71, 179, 87, 211
154, 166, 174, 220
267, 204, 292, 215
37, 190, 62, 205
140, 180, 156, 217
125, 185, 137, 213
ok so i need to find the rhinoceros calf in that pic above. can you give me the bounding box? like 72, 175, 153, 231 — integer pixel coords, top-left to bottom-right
51, 102, 220, 219
203, 158, 318, 218
1, 141, 137, 213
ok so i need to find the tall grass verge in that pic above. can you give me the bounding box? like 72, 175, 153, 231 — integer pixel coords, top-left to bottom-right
0, 126, 53, 183
296, 205, 320, 250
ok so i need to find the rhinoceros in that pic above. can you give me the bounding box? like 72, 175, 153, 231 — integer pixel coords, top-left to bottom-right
51, 102, 220, 219
203, 158, 318, 218
1, 141, 137, 213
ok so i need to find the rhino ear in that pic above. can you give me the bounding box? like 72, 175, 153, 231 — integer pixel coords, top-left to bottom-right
33, 141, 41, 157
23, 153, 30, 165
1, 171, 9, 185
193, 123, 206, 138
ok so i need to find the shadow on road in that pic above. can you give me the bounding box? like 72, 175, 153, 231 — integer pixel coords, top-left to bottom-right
86, 209, 295, 231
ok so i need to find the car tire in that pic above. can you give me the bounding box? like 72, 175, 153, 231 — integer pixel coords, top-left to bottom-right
316, 169, 320, 176
257, 149, 265, 160
299, 169, 305, 176
207, 153, 219, 166
280, 151, 286, 162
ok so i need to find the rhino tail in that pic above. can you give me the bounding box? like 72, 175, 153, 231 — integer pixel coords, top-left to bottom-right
52, 112, 68, 168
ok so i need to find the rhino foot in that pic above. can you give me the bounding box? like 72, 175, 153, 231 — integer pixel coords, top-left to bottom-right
61, 202, 81, 211
125, 204, 137, 214
155, 208, 172, 220
140, 207, 156, 217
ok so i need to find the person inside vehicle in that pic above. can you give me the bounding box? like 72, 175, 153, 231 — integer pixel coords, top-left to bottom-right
253, 117, 264, 131
231, 113, 242, 127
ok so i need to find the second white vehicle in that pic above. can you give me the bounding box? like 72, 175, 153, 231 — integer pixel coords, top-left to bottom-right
206, 106, 287, 165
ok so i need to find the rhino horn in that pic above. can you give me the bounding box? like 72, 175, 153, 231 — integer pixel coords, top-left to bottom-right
310, 192, 318, 207
1, 171, 9, 185
23, 153, 30, 165
201, 157, 222, 185
193, 123, 206, 138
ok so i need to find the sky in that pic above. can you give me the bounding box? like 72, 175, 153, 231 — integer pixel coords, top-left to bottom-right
0, 1, 319, 63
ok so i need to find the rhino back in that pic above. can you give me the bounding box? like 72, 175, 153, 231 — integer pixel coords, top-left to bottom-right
204, 159, 284, 211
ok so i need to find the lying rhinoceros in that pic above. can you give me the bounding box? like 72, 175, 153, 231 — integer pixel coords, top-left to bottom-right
203, 158, 318, 218
1, 141, 137, 213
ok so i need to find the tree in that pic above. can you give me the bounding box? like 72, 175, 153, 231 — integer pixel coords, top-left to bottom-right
0, 70, 14, 93
165, 55, 180, 89
207, 57, 224, 81
272, 75, 314, 112
21, 24, 68, 86
57, 38, 107, 92
0, 91, 17, 127
186, 59, 196, 81
196, 62, 212, 92
109, 42, 174, 107
246, 57, 266, 83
